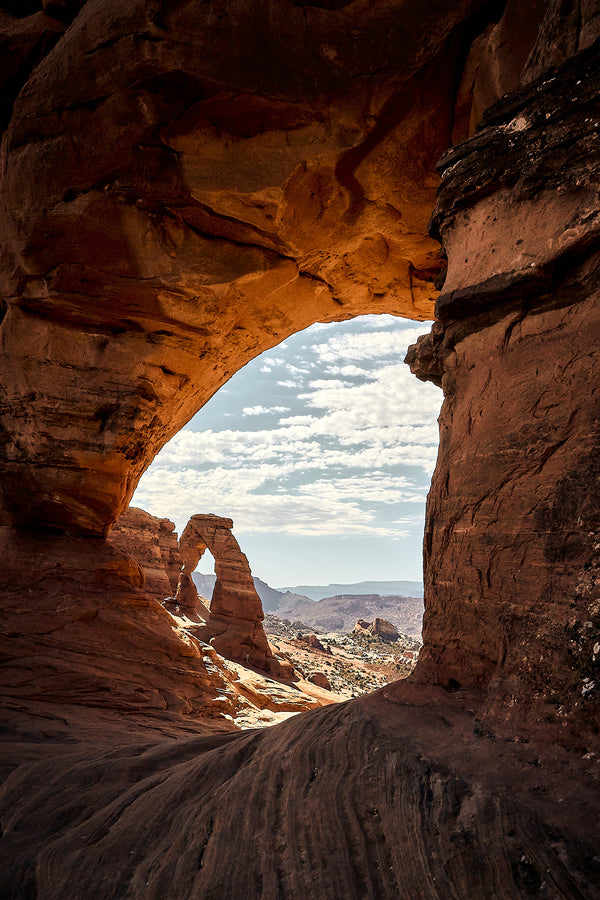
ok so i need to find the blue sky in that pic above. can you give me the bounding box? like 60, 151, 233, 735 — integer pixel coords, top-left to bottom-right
133, 315, 442, 587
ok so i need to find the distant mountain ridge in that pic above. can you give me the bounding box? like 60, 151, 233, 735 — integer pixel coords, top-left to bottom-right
277, 580, 424, 601
192, 573, 423, 638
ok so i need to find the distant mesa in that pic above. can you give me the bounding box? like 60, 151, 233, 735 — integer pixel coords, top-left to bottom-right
193, 574, 424, 638
277, 580, 425, 601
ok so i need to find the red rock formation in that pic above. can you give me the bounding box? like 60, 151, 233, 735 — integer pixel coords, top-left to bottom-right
0, 0, 486, 537
353, 617, 401, 642
177, 514, 292, 678
1, 3, 600, 898
407, 23, 600, 746
0, 524, 238, 722
297, 633, 330, 654
307, 671, 332, 691
108, 506, 180, 603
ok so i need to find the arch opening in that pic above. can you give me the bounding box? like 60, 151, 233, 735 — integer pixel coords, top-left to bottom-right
133, 312, 441, 693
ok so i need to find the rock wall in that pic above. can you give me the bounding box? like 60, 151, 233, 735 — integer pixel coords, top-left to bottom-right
408, 25, 600, 745
108, 506, 180, 603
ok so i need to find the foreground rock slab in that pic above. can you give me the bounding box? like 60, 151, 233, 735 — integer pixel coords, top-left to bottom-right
1, 685, 599, 899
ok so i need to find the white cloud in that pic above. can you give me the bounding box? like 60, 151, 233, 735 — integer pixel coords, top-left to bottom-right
133, 464, 422, 539
242, 405, 290, 416
323, 364, 373, 378
308, 379, 352, 390
312, 328, 421, 363
133, 316, 441, 555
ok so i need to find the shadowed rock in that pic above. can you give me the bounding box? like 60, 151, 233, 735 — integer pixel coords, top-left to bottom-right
1, 2, 600, 897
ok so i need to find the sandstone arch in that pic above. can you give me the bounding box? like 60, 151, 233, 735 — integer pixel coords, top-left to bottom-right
2, 1, 600, 897
176, 513, 291, 676
0, 0, 467, 536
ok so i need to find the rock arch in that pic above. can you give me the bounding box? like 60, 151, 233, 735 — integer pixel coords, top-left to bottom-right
2, 1, 600, 896
176, 513, 291, 677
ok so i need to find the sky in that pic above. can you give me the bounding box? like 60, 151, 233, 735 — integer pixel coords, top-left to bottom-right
132, 315, 443, 587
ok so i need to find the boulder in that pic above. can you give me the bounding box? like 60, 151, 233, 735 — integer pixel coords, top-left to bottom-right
297, 633, 329, 653
307, 672, 332, 691
371, 618, 400, 642
353, 617, 400, 642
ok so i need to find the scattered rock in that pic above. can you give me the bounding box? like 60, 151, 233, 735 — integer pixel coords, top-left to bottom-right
307, 672, 332, 690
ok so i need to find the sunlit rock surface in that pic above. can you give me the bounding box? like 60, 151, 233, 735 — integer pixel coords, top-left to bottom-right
1, 1, 600, 897
177, 513, 293, 677
0, 0, 480, 536
108, 505, 180, 603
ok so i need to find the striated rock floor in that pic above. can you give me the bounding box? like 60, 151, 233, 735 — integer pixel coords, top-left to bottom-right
1, 683, 599, 899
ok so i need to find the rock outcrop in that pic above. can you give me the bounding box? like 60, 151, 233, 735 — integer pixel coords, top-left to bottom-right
354, 617, 401, 642
407, 19, 600, 746
2, 2, 600, 898
177, 514, 292, 678
307, 671, 332, 691
108, 506, 180, 603
296, 633, 330, 654
0, 0, 475, 538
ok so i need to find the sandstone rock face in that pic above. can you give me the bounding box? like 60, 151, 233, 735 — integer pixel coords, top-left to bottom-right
108, 506, 180, 603
0, 0, 486, 537
409, 29, 600, 745
177, 514, 291, 678
2, 686, 600, 900
2, 3, 600, 898
0, 524, 238, 722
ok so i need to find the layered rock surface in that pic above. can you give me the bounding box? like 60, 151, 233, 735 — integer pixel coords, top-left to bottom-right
1, 2, 600, 898
0, 0, 483, 537
408, 29, 600, 746
108, 505, 180, 603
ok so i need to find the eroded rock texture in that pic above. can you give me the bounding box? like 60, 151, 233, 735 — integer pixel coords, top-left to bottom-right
1, 1, 600, 898
108, 505, 180, 603
0, 0, 488, 537
178, 514, 292, 677
0, 524, 239, 721
409, 31, 600, 747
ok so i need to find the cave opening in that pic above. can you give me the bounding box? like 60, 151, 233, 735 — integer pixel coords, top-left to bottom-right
133, 312, 442, 666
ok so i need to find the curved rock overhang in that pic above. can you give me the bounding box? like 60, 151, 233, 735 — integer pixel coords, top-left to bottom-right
0, 0, 485, 535
2, 1, 600, 895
